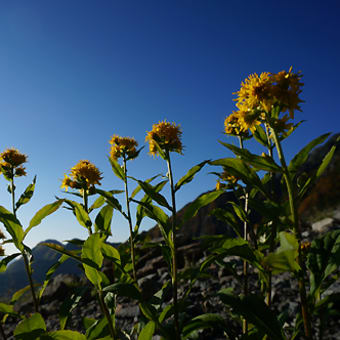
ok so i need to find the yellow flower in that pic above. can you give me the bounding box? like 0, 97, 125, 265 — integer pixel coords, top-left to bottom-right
237, 110, 262, 133
270, 67, 304, 118
0, 148, 27, 179
145, 120, 183, 156
0, 148, 27, 167
109, 135, 138, 160
234, 72, 273, 113
224, 111, 249, 136
62, 160, 102, 191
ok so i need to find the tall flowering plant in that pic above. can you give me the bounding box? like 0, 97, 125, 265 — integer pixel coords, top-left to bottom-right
208, 68, 339, 339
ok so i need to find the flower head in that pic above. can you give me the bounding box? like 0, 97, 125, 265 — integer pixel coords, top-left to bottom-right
216, 169, 238, 190
109, 135, 138, 161
224, 111, 249, 136
61, 160, 102, 191
145, 120, 183, 156
0, 148, 27, 179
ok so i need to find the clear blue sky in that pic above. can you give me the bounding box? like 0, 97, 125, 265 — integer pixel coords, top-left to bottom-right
1, 1, 339, 254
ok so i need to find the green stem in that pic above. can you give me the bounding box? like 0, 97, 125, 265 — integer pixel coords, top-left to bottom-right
238, 136, 249, 335
11, 176, 39, 313
98, 289, 116, 339
265, 123, 274, 306
166, 151, 180, 340
123, 155, 137, 282
271, 126, 313, 339
83, 190, 116, 339
82, 188, 92, 235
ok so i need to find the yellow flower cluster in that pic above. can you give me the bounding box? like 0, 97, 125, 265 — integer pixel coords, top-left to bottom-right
61, 160, 102, 191
0, 148, 27, 178
109, 135, 138, 161
216, 170, 238, 190
225, 68, 303, 135
145, 120, 183, 156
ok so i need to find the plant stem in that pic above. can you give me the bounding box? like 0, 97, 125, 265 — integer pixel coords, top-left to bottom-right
166, 151, 180, 340
271, 126, 313, 339
265, 123, 274, 306
98, 289, 116, 339
123, 155, 137, 282
83, 191, 116, 339
10, 176, 39, 313
238, 136, 249, 335
82, 188, 92, 235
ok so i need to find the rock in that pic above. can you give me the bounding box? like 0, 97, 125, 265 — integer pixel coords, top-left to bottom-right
312, 217, 334, 232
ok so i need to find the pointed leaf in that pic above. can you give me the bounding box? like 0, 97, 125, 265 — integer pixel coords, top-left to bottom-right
96, 189, 127, 218
0, 302, 17, 316
108, 156, 125, 181
210, 158, 268, 197
219, 142, 282, 172
182, 313, 228, 339
101, 243, 121, 264
26, 200, 64, 234
16, 176, 36, 211
138, 321, 155, 340
135, 179, 171, 211
0, 205, 24, 251
94, 205, 113, 236
218, 290, 285, 340
288, 133, 330, 174
42, 330, 86, 340
307, 230, 340, 296
104, 282, 142, 301
316, 144, 336, 178
182, 190, 224, 225
89, 195, 106, 213
131, 174, 162, 199
253, 125, 269, 147
14, 313, 46, 340
82, 233, 104, 287
64, 199, 92, 230
0, 253, 21, 273
175, 160, 209, 192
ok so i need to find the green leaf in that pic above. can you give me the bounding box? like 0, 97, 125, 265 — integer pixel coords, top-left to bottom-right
104, 282, 142, 301
11, 285, 31, 304
135, 179, 171, 211
89, 195, 106, 212
64, 199, 92, 231
219, 142, 282, 172
182, 313, 228, 339
101, 243, 121, 264
0, 302, 17, 315
264, 232, 300, 274
42, 330, 86, 340
86, 317, 109, 340
42, 243, 82, 264
108, 156, 125, 181
175, 160, 209, 192
130, 174, 162, 199
253, 125, 269, 147
218, 290, 285, 340
38, 254, 70, 302
26, 200, 64, 235
59, 287, 87, 330
210, 158, 268, 197
182, 190, 224, 225
82, 233, 104, 287
96, 189, 127, 219
316, 144, 336, 178
0, 253, 21, 273
307, 230, 340, 297
14, 313, 46, 340
229, 201, 248, 223
94, 205, 113, 236
221, 238, 259, 263
288, 133, 330, 174
0, 205, 24, 251
16, 176, 36, 211
138, 321, 155, 340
